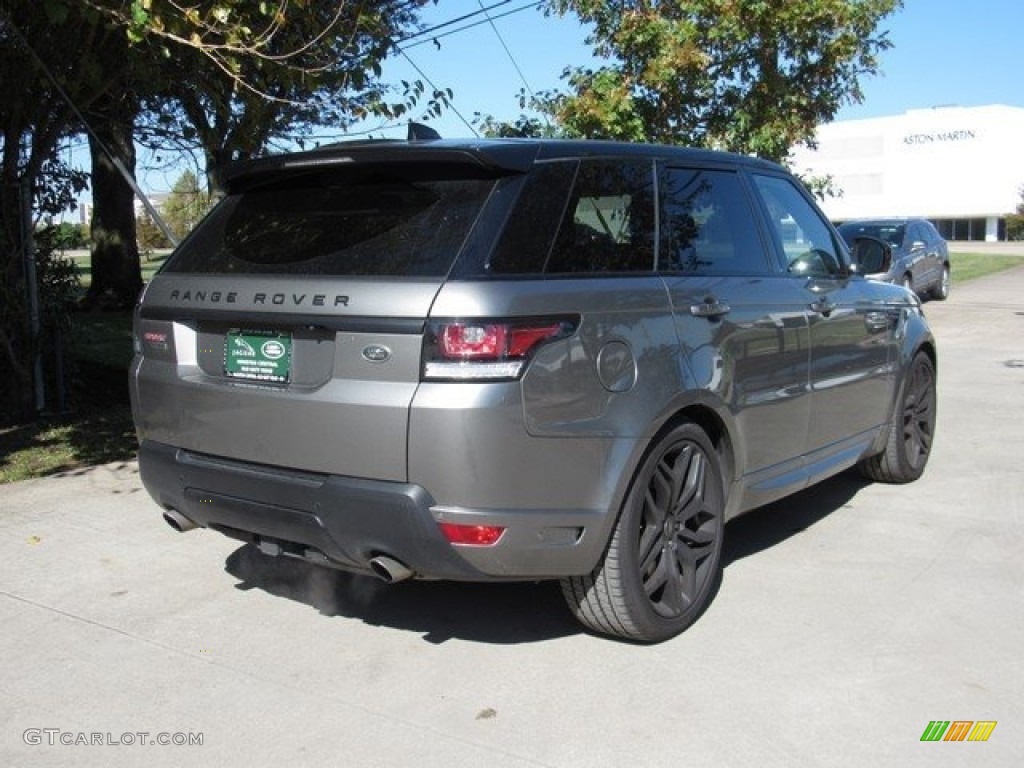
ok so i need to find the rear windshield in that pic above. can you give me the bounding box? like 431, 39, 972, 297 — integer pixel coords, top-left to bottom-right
837, 222, 905, 248
162, 174, 497, 277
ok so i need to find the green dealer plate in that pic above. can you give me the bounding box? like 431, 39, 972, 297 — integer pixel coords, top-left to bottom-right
224, 330, 292, 383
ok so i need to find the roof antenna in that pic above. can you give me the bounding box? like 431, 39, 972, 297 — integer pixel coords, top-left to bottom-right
407, 122, 442, 141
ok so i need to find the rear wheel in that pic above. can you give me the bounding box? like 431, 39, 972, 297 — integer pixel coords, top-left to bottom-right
858, 352, 936, 483
930, 265, 950, 300
561, 422, 725, 642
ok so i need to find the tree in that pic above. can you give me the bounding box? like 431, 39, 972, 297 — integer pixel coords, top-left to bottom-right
545, 0, 902, 162
95, 1, 439, 197
53, 222, 88, 250
1, 1, 105, 421
162, 170, 210, 241
84, 78, 146, 310
0, 0, 439, 421
1007, 186, 1024, 241
136, 212, 171, 250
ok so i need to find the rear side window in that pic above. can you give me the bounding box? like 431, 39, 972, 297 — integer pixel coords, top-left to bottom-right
162, 175, 497, 277
659, 167, 770, 275
487, 159, 656, 275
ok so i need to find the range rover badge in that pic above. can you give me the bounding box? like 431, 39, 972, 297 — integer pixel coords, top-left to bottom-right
362, 344, 392, 363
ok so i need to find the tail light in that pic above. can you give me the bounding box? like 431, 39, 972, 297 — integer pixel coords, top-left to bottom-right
423, 317, 577, 381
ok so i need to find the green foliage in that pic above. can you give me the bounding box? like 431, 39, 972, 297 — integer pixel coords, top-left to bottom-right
1, 0, 433, 420
1007, 185, 1024, 241
136, 213, 171, 249
33, 226, 82, 330
546, 0, 903, 162
51, 222, 89, 249
161, 169, 211, 240
110, 0, 433, 193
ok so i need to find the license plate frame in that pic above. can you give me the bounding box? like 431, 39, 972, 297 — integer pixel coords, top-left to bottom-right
224, 329, 292, 383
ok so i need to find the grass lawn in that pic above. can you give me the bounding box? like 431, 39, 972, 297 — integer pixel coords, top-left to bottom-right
2, 248, 1023, 484
949, 251, 1024, 282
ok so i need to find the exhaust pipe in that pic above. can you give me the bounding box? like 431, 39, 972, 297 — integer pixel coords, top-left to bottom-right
368, 555, 414, 584
162, 508, 198, 533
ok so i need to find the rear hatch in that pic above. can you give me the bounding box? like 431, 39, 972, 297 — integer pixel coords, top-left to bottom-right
131, 143, 532, 481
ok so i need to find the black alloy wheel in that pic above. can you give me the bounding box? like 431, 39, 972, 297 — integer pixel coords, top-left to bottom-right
859, 352, 936, 483
561, 421, 725, 642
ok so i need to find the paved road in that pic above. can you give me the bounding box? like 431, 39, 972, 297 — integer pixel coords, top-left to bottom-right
2, 268, 1022, 767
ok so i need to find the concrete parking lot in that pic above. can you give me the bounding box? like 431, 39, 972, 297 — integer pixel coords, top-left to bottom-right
2, 267, 1022, 767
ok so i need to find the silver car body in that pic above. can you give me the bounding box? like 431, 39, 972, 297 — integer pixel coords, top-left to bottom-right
131, 139, 934, 586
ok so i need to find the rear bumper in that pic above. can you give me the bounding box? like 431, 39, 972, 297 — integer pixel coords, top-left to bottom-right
137, 440, 606, 580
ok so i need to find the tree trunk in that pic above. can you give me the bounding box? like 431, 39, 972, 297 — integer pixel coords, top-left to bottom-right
0, 180, 34, 425
84, 106, 143, 310
205, 146, 253, 201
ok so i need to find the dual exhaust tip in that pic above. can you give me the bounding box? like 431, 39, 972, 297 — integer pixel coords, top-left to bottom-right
161, 507, 414, 584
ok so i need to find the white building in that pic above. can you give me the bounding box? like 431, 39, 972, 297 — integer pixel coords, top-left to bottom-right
789, 104, 1024, 241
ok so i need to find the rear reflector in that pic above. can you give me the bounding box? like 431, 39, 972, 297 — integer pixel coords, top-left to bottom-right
439, 522, 506, 546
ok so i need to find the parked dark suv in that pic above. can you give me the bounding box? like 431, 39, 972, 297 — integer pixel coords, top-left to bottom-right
131, 137, 936, 642
836, 217, 950, 300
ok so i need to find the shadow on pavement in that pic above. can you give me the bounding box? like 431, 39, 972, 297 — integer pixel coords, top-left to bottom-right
224, 469, 870, 644
723, 469, 869, 567
224, 544, 580, 645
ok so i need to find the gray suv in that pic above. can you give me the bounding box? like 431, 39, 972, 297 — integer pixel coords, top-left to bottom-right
131, 138, 936, 642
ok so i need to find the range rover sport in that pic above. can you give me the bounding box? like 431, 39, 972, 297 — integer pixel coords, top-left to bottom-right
130, 136, 936, 642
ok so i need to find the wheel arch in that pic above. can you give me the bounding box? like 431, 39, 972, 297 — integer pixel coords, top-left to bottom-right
867, 312, 936, 459
637, 403, 738, 507
594, 401, 738, 555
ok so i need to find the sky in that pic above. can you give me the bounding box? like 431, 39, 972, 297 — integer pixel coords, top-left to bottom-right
67, 0, 1024, 197
353, 0, 1024, 142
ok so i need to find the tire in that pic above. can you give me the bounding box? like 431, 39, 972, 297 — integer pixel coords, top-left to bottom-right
858, 352, 936, 483
930, 265, 950, 300
560, 422, 725, 643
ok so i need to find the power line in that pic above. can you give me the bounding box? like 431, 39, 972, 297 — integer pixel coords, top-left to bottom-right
387, 0, 546, 137
477, 0, 536, 102
401, 1, 543, 51
396, 0, 515, 45
397, 47, 479, 137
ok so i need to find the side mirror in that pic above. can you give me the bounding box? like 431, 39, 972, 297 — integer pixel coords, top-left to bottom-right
850, 236, 892, 275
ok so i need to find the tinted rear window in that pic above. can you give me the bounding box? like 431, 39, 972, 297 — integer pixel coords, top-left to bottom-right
837, 222, 905, 248
162, 175, 497, 277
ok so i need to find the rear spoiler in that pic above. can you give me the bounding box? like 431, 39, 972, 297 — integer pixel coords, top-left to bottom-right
224, 137, 539, 194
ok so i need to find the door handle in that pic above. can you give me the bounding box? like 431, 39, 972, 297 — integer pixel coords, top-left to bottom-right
810, 297, 835, 317
690, 298, 731, 318
864, 310, 892, 332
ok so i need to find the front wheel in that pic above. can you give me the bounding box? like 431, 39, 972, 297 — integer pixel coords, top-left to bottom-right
858, 351, 936, 483
561, 422, 725, 642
